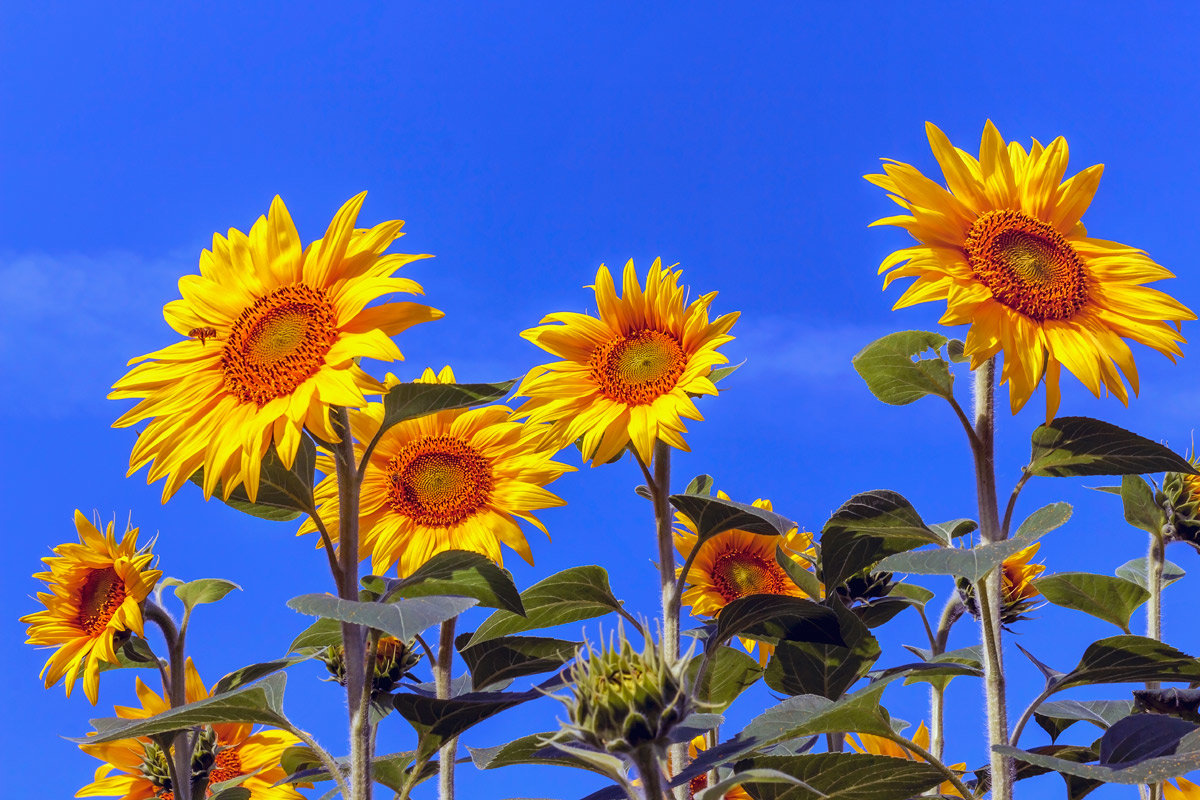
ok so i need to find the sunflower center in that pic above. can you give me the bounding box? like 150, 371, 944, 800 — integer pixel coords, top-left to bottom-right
385, 435, 494, 526
220, 284, 339, 406
589, 329, 687, 405
208, 748, 243, 785
77, 566, 127, 636
964, 209, 1089, 321
711, 549, 790, 602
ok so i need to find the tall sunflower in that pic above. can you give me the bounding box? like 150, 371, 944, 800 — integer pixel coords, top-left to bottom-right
300, 366, 572, 577
517, 258, 738, 466
846, 722, 966, 798
867, 121, 1194, 419
110, 193, 442, 502
77, 660, 306, 800
674, 494, 816, 664
22, 511, 162, 705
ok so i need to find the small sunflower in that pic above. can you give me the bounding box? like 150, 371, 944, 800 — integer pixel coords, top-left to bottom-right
22, 511, 162, 705
110, 193, 441, 502
959, 542, 1045, 625
674, 494, 817, 664
685, 735, 751, 800
77, 660, 306, 799
847, 722, 966, 798
300, 366, 572, 577
867, 121, 1195, 419
517, 258, 738, 466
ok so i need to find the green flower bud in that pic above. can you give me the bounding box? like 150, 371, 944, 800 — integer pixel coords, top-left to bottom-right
1163, 459, 1200, 548
323, 636, 421, 694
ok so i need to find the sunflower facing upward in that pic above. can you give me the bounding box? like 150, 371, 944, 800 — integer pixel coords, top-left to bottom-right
300, 366, 572, 577
110, 193, 442, 502
22, 511, 162, 705
517, 258, 738, 466
867, 121, 1194, 419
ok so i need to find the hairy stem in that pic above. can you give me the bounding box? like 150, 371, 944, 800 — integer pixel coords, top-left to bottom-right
633, 747, 669, 800
437, 618, 458, 800
929, 596, 965, 760
146, 600, 191, 800
881, 729, 974, 800
285, 724, 353, 800
1146, 531, 1167, 800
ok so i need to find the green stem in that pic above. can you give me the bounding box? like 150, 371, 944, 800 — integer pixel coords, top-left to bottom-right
1146, 531, 1166, 800
881, 729, 975, 800
145, 600, 191, 800
632, 747, 669, 800
929, 596, 965, 761
283, 724, 352, 800
437, 618, 458, 800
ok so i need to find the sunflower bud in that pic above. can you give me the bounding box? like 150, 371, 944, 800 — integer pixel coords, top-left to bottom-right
1163, 461, 1200, 548
561, 630, 691, 755
835, 570, 895, 605
958, 542, 1044, 626
323, 636, 421, 694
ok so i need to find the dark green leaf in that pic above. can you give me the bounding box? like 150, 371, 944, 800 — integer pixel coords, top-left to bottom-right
1035, 700, 1134, 742
466, 566, 624, 647
851, 330, 954, 406
687, 646, 763, 713
1098, 714, 1199, 765
288, 617, 344, 653
1033, 573, 1148, 633
1057, 636, 1200, 691
694, 769, 812, 800
100, 637, 159, 672
468, 733, 623, 777
733, 752, 946, 800
1135, 688, 1200, 722
363, 550, 524, 615
278, 748, 416, 793
670, 493, 796, 545
213, 656, 311, 695
764, 602, 880, 699
899, 646, 983, 691
208, 789, 251, 800
712, 595, 842, 650
189, 438, 317, 521
1117, 557, 1186, 592
1028, 417, 1196, 478
1121, 474, 1167, 536
287, 594, 477, 641
379, 379, 516, 433
819, 490, 943, 591
457, 635, 579, 691
995, 738, 1200, 784
743, 677, 901, 743
777, 547, 822, 600
393, 687, 540, 741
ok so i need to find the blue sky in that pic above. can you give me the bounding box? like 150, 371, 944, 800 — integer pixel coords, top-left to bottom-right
5, 3, 1200, 798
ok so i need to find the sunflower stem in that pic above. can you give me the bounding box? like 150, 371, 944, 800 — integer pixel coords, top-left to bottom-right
632, 747, 669, 800
145, 599, 192, 800
332, 406, 372, 800
1146, 530, 1167, 800
969, 359, 1011, 800
436, 617, 458, 800
929, 596, 964, 762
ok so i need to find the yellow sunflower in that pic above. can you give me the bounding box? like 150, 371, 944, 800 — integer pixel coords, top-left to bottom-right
685, 735, 751, 800
847, 722, 966, 798
300, 366, 572, 577
517, 258, 738, 466
110, 192, 441, 502
1167, 777, 1200, 799
867, 121, 1194, 419
77, 660, 306, 800
1000, 542, 1045, 606
674, 494, 817, 664
22, 511, 162, 705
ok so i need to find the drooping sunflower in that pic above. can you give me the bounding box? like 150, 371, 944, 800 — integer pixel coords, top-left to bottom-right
867, 121, 1195, 419
22, 511, 162, 705
300, 366, 572, 577
674, 494, 817, 664
846, 722, 966, 798
959, 541, 1044, 625
517, 258, 738, 466
77, 660, 306, 800
110, 193, 441, 502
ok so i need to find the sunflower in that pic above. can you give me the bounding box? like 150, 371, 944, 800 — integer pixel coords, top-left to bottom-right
674, 494, 816, 664
847, 723, 966, 798
867, 121, 1194, 419
1000, 542, 1045, 606
685, 735, 751, 800
517, 258, 738, 466
110, 193, 442, 502
77, 660, 306, 799
1167, 777, 1200, 799
300, 366, 572, 577
22, 511, 162, 705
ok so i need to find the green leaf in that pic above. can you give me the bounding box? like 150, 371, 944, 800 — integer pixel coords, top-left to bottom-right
733, 753, 947, 800
1117, 557, 1186, 592
946, 339, 968, 363
819, 490, 943, 591
1120, 474, 1167, 536
469, 733, 624, 777
287, 593, 477, 641
78, 674, 289, 743
1099, 714, 1199, 765
207, 789, 251, 800
465, 566, 625, 647
1033, 573, 1149, 633
712, 595, 843, 650
687, 646, 763, 713
288, 617, 344, 653
1035, 700, 1134, 743
851, 330, 954, 406
99, 637, 159, 672
379, 379, 517, 432
457, 634, 579, 691
189, 438, 317, 521
363, 550, 524, 615
743, 677, 900, 743
1057, 635, 1200, 691
995, 739, 1200, 785
899, 646, 983, 691
393, 687, 540, 742
278, 748, 417, 793
1028, 417, 1196, 478
212, 656, 311, 695
694, 769, 812, 800
686, 474, 716, 496
168, 578, 240, 614
929, 518, 977, 543
669, 493, 796, 545
763, 602, 881, 699
777, 546, 822, 600
709, 361, 745, 386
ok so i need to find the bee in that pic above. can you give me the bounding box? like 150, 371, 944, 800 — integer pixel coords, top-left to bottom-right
188, 326, 218, 345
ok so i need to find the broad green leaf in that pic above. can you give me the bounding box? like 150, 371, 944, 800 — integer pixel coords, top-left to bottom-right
1098, 714, 1198, 765
1116, 557, 1186, 592
712, 595, 842, 650
465, 566, 625, 647
1057, 636, 1200, 691
1035, 700, 1134, 742
929, 518, 977, 543
777, 547, 822, 600
1033, 573, 1148, 633
379, 379, 517, 432
1134, 687, 1200, 721
687, 646, 763, 713
851, 330, 954, 406
1028, 417, 1196, 478
743, 675, 902, 743
819, 490, 943, 591
764, 603, 880, 699
168, 578, 240, 614
686, 474, 716, 496
469, 733, 622, 777
363, 550, 524, 615
288, 617, 343, 653
457, 634, 579, 691
975, 745, 1102, 800
734, 752, 946, 799
212, 656, 311, 695
287, 593, 477, 641
189, 437, 317, 521
695, 769, 812, 800
899, 646, 983, 691
1121, 474, 1167, 536
995, 738, 1200, 785
99, 637, 159, 672
78, 674, 289, 742
393, 687, 540, 742
278, 747, 416, 793
1014, 501, 1075, 539
888, 583, 935, 606
669, 493, 796, 546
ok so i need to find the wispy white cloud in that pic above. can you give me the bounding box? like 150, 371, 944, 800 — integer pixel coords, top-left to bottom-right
730, 316, 895, 383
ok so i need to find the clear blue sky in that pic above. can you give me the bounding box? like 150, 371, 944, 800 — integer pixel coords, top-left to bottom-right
5, 3, 1200, 798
